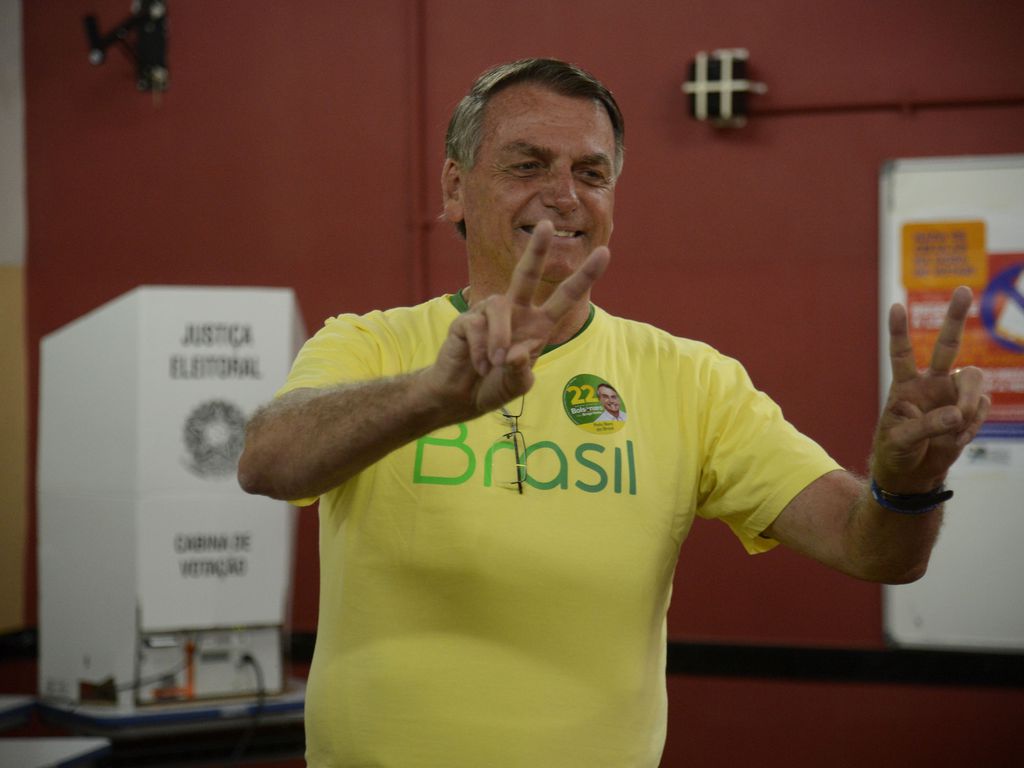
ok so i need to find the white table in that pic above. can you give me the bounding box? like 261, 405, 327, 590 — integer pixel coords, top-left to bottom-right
0, 694, 35, 731
36, 678, 305, 737
0, 737, 111, 767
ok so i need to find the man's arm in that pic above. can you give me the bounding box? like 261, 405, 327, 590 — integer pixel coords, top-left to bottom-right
765, 286, 990, 583
237, 221, 610, 501
238, 373, 452, 501
764, 470, 943, 583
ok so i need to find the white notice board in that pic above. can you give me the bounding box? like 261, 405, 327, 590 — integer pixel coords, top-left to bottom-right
880, 154, 1024, 652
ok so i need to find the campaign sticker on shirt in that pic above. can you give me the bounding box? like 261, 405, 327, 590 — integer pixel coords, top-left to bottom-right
562, 374, 628, 434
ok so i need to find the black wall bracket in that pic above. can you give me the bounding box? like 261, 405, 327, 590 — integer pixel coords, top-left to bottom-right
682, 48, 766, 128
84, 0, 169, 93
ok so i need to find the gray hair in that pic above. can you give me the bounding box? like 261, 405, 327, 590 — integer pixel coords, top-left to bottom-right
445, 59, 625, 236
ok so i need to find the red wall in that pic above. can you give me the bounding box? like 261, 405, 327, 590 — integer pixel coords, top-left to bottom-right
23, 1, 1024, 764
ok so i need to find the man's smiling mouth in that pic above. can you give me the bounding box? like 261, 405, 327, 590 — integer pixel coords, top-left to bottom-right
519, 225, 582, 238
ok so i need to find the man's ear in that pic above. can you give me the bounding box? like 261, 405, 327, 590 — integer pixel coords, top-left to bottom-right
441, 159, 465, 224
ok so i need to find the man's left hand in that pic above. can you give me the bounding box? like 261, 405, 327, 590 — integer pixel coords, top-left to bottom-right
871, 285, 991, 494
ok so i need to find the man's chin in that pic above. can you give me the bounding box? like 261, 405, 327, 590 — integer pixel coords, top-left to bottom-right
500, 232, 596, 286
538, 257, 584, 287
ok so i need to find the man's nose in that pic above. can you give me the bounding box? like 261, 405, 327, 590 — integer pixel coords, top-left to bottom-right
541, 168, 578, 213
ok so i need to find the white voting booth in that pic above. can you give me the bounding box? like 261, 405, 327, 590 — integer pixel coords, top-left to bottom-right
38, 286, 302, 710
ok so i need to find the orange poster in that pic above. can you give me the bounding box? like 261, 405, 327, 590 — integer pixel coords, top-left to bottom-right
902, 221, 1024, 436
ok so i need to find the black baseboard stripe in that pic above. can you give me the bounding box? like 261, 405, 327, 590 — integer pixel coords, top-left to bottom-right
665, 641, 1024, 688
5, 629, 1022, 688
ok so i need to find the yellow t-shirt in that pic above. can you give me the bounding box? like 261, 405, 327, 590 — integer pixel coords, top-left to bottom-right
279, 296, 841, 768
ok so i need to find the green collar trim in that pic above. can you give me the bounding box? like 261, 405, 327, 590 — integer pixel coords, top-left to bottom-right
449, 290, 470, 312
448, 290, 595, 354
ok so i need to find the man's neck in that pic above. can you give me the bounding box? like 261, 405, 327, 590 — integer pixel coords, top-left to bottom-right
462, 283, 593, 347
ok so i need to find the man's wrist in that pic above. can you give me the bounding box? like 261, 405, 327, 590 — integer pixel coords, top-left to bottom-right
408, 367, 473, 429
869, 478, 953, 515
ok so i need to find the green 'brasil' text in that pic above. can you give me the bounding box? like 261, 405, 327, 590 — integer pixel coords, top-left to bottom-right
413, 423, 637, 495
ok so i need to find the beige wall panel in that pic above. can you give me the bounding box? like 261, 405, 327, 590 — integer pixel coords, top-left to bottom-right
0, 265, 26, 632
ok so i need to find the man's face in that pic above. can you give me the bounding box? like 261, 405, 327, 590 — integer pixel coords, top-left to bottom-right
598, 385, 620, 415
443, 84, 617, 292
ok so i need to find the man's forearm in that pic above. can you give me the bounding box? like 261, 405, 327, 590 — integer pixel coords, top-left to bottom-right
768, 470, 944, 584
237, 369, 455, 501
842, 484, 945, 583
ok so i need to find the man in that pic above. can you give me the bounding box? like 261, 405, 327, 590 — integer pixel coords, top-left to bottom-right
238, 58, 989, 767
594, 382, 626, 422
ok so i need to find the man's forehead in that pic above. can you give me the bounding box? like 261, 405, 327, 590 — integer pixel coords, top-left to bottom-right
479, 84, 616, 154
495, 139, 612, 165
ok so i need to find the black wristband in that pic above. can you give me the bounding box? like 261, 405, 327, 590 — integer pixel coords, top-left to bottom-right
870, 478, 953, 515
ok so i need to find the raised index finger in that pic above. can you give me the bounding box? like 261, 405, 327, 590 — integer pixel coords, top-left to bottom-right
542, 246, 610, 321
929, 285, 972, 375
888, 301, 919, 384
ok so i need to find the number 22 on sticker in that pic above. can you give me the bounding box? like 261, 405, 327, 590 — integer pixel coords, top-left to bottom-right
566, 385, 599, 405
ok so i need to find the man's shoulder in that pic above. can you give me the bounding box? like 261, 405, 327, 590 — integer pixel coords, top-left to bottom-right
593, 306, 720, 358
590, 307, 753, 387
322, 294, 457, 334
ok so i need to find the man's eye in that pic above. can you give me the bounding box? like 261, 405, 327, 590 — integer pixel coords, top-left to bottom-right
578, 169, 609, 184
512, 162, 541, 173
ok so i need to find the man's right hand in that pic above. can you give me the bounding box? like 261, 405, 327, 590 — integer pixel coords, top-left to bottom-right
425, 220, 610, 419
